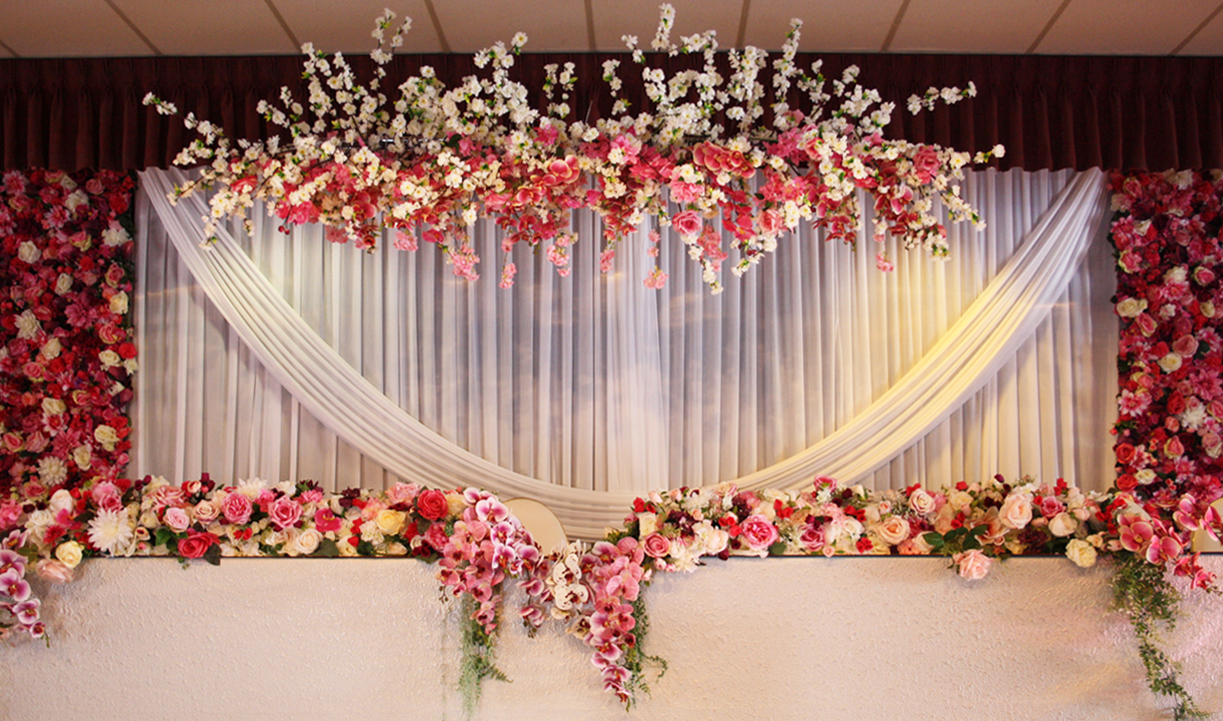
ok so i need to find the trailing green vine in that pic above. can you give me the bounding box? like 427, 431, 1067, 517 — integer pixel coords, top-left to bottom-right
618, 592, 668, 709
1110, 552, 1210, 720
457, 595, 510, 717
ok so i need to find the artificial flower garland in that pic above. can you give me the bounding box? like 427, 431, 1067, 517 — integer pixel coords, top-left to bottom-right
143, 5, 1002, 293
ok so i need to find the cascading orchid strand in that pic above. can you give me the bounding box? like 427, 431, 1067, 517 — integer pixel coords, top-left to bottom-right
143, 5, 1002, 294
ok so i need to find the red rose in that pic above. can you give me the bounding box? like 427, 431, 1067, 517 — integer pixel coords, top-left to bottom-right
1117, 473, 1139, 492
417, 489, 449, 521
177, 531, 218, 559
1116, 443, 1137, 465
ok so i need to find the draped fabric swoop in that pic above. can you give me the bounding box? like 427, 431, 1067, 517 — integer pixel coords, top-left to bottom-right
133, 168, 1115, 538
5, 54, 1223, 173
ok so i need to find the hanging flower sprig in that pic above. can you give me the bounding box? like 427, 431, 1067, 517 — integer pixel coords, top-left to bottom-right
144, 4, 1002, 293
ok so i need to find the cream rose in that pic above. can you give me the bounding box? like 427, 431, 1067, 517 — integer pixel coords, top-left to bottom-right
375, 509, 406, 536
1066, 538, 1098, 568
909, 488, 937, 515
445, 492, 467, 518
41, 397, 65, 415
41, 337, 62, 360
55, 540, 84, 568
55, 273, 74, 295
637, 512, 659, 538
1048, 512, 1078, 537
1115, 297, 1148, 318
109, 291, 129, 315
875, 516, 911, 546
98, 349, 121, 368
1158, 352, 1183, 373
17, 241, 41, 264
998, 492, 1033, 530
93, 424, 119, 451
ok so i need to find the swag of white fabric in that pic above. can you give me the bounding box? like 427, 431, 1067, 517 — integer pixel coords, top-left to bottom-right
138, 168, 1107, 539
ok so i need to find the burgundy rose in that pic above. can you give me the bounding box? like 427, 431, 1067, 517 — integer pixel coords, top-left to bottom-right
417, 489, 449, 521
177, 531, 218, 559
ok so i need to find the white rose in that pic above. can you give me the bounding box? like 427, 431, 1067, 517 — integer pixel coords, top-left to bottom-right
55, 273, 74, 295
17, 241, 41, 264
1158, 353, 1183, 373
98, 350, 121, 368
49, 488, 75, 513
637, 512, 658, 538
1048, 512, 1078, 537
41, 397, 66, 415
15, 310, 40, 340
1066, 538, 1097, 568
290, 528, 323, 556
375, 509, 406, 536
1115, 297, 1148, 318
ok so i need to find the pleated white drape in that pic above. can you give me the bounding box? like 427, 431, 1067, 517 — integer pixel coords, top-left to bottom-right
132, 167, 1115, 538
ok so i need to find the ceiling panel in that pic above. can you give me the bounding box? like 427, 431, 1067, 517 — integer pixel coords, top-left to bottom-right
432, 0, 590, 53
112, 0, 295, 56
1177, 6, 1223, 55
0, 0, 150, 57
1036, 0, 1220, 54
891, 0, 1062, 54
592, 0, 742, 52
743, 0, 903, 52
274, 0, 444, 54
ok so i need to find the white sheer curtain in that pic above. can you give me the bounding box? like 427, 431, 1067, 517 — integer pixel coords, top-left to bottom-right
132, 167, 1115, 537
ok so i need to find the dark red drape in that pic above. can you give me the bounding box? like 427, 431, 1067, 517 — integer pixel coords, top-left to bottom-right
3, 53, 1222, 173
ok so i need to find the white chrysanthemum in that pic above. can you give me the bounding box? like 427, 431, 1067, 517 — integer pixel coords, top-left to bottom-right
89, 509, 134, 556
37, 456, 68, 486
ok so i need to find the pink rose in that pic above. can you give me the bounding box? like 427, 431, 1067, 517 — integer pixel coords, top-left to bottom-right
0, 501, 22, 531
1173, 335, 1200, 357
221, 493, 252, 525
385, 482, 419, 508
954, 549, 993, 580
268, 496, 303, 530
909, 488, 937, 515
642, 533, 671, 558
417, 489, 449, 521
35, 559, 73, 584
911, 146, 941, 183
163, 506, 191, 533
672, 210, 703, 237
740, 514, 780, 551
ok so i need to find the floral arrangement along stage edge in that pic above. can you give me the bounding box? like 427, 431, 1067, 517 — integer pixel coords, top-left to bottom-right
143, 5, 1002, 293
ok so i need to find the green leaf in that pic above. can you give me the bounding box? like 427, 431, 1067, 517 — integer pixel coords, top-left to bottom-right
969, 525, 989, 538
313, 538, 340, 558
923, 532, 944, 548
154, 527, 178, 548
202, 543, 222, 566
767, 541, 787, 557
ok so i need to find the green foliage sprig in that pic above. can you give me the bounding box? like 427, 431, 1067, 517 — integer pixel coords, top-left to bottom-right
1110, 553, 1209, 720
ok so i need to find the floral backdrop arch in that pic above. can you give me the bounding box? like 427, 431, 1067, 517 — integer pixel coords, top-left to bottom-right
1, 6, 1222, 719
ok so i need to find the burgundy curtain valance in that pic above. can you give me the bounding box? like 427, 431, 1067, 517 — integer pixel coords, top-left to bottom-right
2, 53, 1221, 173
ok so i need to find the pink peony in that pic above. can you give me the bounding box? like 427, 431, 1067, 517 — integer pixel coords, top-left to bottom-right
221, 492, 252, 525
739, 514, 780, 552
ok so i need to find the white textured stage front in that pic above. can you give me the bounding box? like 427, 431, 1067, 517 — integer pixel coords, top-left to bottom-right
3, 556, 1222, 720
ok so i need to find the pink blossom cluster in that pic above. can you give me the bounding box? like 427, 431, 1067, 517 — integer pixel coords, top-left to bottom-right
0, 169, 136, 499
0, 533, 44, 640
1110, 169, 1223, 585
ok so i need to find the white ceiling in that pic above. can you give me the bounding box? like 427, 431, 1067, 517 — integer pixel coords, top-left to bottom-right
1, 0, 1221, 58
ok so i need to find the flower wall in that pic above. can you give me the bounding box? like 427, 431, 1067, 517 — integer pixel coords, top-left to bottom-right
1111, 170, 1223, 578
0, 168, 136, 638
